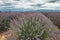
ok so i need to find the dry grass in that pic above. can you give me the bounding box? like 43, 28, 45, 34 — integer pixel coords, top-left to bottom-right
0, 30, 12, 40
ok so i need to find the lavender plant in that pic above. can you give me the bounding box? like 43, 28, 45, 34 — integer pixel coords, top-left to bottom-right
0, 16, 10, 33
0, 14, 18, 33
11, 15, 50, 40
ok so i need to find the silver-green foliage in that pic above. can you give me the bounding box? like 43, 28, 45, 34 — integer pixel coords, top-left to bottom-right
13, 16, 50, 40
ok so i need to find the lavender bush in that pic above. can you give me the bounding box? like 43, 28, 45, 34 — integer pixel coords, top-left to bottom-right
0, 14, 18, 33
11, 15, 50, 40
0, 16, 10, 33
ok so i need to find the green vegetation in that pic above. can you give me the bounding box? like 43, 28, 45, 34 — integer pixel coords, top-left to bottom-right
0, 16, 10, 33
11, 16, 50, 40
0, 15, 18, 33
0, 13, 51, 40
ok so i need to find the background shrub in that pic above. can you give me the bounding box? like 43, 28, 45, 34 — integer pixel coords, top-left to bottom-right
0, 14, 18, 33
0, 16, 10, 33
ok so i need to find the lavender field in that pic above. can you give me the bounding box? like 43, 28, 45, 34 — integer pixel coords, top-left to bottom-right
0, 12, 60, 40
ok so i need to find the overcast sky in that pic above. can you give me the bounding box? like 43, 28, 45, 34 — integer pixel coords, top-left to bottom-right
0, 0, 60, 12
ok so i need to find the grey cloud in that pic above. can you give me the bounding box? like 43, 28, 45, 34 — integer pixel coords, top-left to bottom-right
30, 3, 45, 7
14, 0, 21, 1
0, 3, 12, 6
48, 0, 60, 3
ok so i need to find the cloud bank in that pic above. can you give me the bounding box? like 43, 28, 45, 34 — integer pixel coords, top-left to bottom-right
0, 0, 60, 12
